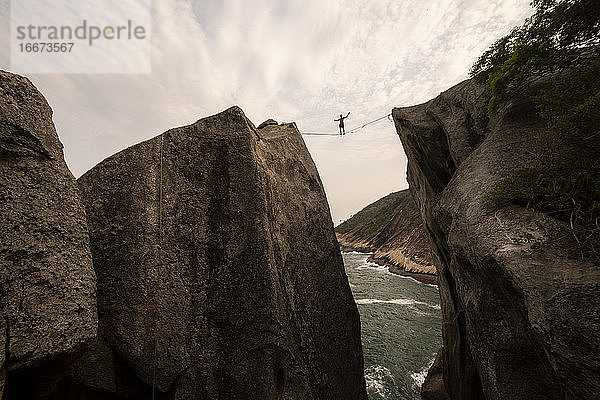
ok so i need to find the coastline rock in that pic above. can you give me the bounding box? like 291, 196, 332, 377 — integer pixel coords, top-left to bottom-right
336, 190, 437, 282
68, 107, 367, 399
393, 79, 600, 399
0, 71, 97, 398
421, 348, 449, 400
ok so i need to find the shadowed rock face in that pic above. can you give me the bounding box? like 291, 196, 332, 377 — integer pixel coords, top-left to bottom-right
394, 80, 600, 400
0, 71, 97, 399
421, 348, 449, 400
68, 106, 366, 399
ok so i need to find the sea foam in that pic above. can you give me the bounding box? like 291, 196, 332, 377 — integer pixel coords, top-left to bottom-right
355, 298, 440, 309
364, 365, 399, 398
410, 356, 436, 392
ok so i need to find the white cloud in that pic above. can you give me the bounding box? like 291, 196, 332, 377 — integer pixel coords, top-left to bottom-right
0, 0, 533, 222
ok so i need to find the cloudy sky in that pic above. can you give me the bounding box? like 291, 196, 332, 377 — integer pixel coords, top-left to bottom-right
0, 0, 533, 224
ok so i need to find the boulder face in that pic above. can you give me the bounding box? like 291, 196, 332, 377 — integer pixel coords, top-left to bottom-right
394, 80, 600, 400
0, 71, 97, 399
69, 106, 367, 399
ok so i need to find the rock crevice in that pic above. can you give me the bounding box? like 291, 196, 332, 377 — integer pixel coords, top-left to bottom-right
1, 71, 367, 399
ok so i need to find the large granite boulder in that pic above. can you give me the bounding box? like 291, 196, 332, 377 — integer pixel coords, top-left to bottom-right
66, 106, 366, 399
394, 80, 600, 400
0, 71, 97, 399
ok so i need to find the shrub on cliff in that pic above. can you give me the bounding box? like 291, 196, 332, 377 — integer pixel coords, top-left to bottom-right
470, 0, 600, 155
472, 0, 599, 260
470, 0, 600, 115
470, 0, 599, 150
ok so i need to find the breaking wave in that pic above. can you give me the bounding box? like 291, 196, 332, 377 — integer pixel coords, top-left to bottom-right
365, 365, 400, 399
410, 356, 436, 392
355, 298, 440, 309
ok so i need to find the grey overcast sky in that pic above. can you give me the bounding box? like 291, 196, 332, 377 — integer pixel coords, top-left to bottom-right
0, 0, 533, 224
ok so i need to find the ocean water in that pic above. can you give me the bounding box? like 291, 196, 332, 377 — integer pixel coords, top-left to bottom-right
343, 252, 442, 400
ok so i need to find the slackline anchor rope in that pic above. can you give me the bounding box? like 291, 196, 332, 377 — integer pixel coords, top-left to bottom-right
152, 134, 164, 400
300, 112, 392, 137
300, 132, 341, 136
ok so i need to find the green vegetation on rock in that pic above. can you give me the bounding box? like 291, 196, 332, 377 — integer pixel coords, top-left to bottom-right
472, 0, 599, 259
470, 0, 600, 116
335, 190, 419, 236
483, 165, 599, 222
335, 189, 436, 278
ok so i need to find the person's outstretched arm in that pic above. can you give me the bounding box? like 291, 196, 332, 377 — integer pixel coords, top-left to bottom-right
334, 118, 340, 121
346, 112, 350, 118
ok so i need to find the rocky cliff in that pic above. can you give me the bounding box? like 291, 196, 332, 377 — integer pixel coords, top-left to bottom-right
63, 109, 367, 399
394, 79, 600, 400
0, 71, 97, 399
335, 190, 437, 282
